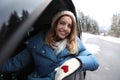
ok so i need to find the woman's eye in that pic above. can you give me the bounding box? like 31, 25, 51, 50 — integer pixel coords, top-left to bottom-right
60, 22, 65, 25
68, 24, 72, 28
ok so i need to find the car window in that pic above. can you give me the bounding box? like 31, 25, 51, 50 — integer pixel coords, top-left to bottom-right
0, 0, 45, 48
0, 0, 52, 68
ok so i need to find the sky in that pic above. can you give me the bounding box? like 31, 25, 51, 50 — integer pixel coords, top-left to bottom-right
73, 0, 120, 28
0, 0, 120, 29
0, 0, 43, 28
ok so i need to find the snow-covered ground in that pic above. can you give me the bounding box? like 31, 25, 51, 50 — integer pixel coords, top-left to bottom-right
82, 32, 120, 54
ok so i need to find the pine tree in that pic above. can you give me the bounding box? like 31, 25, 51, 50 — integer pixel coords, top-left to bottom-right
21, 9, 29, 22
109, 14, 120, 37
0, 22, 8, 48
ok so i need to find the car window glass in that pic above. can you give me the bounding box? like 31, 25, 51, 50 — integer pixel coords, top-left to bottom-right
0, 0, 43, 49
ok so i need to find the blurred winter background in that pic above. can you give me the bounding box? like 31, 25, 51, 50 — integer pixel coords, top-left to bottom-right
0, 0, 120, 80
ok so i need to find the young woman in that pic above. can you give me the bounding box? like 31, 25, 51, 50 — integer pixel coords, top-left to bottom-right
0, 10, 99, 80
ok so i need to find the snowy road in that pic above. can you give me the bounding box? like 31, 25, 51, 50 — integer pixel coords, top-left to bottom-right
82, 33, 120, 80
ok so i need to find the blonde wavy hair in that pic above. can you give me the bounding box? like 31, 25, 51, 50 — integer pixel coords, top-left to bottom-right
45, 11, 78, 54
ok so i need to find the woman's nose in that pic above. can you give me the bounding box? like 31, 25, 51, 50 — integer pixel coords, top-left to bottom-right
64, 25, 68, 30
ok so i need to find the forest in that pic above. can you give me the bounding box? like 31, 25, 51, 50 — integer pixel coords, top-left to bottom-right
0, 9, 120, 49
0, 10, 29, 49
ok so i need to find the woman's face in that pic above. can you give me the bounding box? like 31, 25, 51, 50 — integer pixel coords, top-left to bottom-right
55, 16, 72, 40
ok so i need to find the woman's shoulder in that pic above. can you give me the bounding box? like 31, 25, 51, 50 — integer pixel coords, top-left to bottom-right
25, 31, 47, 46
76, 36, 82, 43
76, 36, 86, 50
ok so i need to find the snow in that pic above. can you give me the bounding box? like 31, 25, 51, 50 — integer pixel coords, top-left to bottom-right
98, 35, 120, 44
82, 32, 120, 54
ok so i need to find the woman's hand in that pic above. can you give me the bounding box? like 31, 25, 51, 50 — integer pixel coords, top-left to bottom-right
55, 58, 81, 80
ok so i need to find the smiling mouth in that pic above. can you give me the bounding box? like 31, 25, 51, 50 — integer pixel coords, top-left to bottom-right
60, 31, 67, 36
